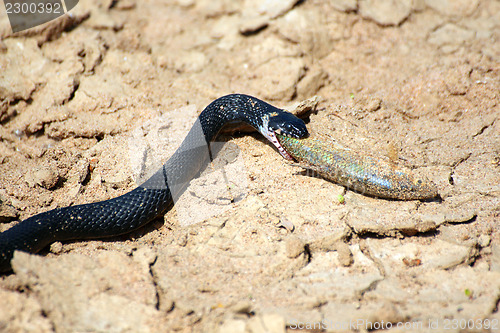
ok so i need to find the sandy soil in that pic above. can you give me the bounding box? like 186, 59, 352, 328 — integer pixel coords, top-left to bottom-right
0, 0, 499, 332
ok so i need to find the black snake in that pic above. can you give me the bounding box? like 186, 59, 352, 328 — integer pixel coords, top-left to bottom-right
0, 94, 308, 272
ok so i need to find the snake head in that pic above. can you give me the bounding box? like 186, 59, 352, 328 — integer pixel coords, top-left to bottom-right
263, 111, 308, 160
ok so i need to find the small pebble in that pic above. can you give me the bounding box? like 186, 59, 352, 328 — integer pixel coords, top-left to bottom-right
478, 234, 491, 248
231, 301, 253, 314
28, 167, 60, 189
218, 319, 246, 333
276, 218, 294, 232
50, 242, 63, 254
177, 233, 188, 247
336, 241, 353, 267
286, 235, 305, 259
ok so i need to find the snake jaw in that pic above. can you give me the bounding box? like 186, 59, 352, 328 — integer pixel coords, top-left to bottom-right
261, 112, 306, 161
266, 130, 294, 160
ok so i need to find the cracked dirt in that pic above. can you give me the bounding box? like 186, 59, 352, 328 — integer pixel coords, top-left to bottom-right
0, 0, 499, 332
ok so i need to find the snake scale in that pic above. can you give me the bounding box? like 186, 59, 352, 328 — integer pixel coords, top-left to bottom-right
0, 94, 308, 272
0, 94, 439, 273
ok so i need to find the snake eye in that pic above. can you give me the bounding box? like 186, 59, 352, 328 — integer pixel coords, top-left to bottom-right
282, 122, 299, 137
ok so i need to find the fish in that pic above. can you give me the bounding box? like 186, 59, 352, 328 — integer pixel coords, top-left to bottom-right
276, 133, 439, 200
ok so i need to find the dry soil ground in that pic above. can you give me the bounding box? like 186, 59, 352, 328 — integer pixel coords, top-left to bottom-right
0, 0, 499, 332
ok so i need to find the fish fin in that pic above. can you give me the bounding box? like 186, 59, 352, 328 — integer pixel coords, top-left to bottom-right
289, 162, 326, 178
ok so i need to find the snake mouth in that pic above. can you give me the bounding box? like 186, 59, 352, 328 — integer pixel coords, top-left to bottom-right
261, 110, 307, 161
267, 129, 294, 160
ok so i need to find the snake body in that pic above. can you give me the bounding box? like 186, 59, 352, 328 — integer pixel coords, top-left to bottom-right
276, 133, 439, 200
0, 94, 308, 272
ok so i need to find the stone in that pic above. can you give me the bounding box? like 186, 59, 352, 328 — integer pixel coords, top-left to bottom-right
242, 0, 300, 20
50, 242, 63, 254
285, 235, 305, 258
0, 200, 18, 223
366, 238, 476, 273
424, 0, 479, 17
345, 201, 434, 236
293, 246, 383, 301
276, 218, 295, 232
336, 242, 354, 267
478, 235, 491, 248
296, 67, 328, 99
231, 301, 253, 314
26, 166, 60, 189
491, 244, 500, 272
239, 17, 269, 35
113, 0, 136, 10
285, 95, 321, 118
275, 8, 336, 58
359, 0, 412, 26
331, 0, 358, 12
195, 0, 241, 17
355, 96, 382, 112
249, 57, 305, 101
218, 319, 246, 333
428, 23, 475, 47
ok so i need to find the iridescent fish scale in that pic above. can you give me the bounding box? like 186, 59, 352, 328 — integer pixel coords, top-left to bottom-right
277, 134, 439, 200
